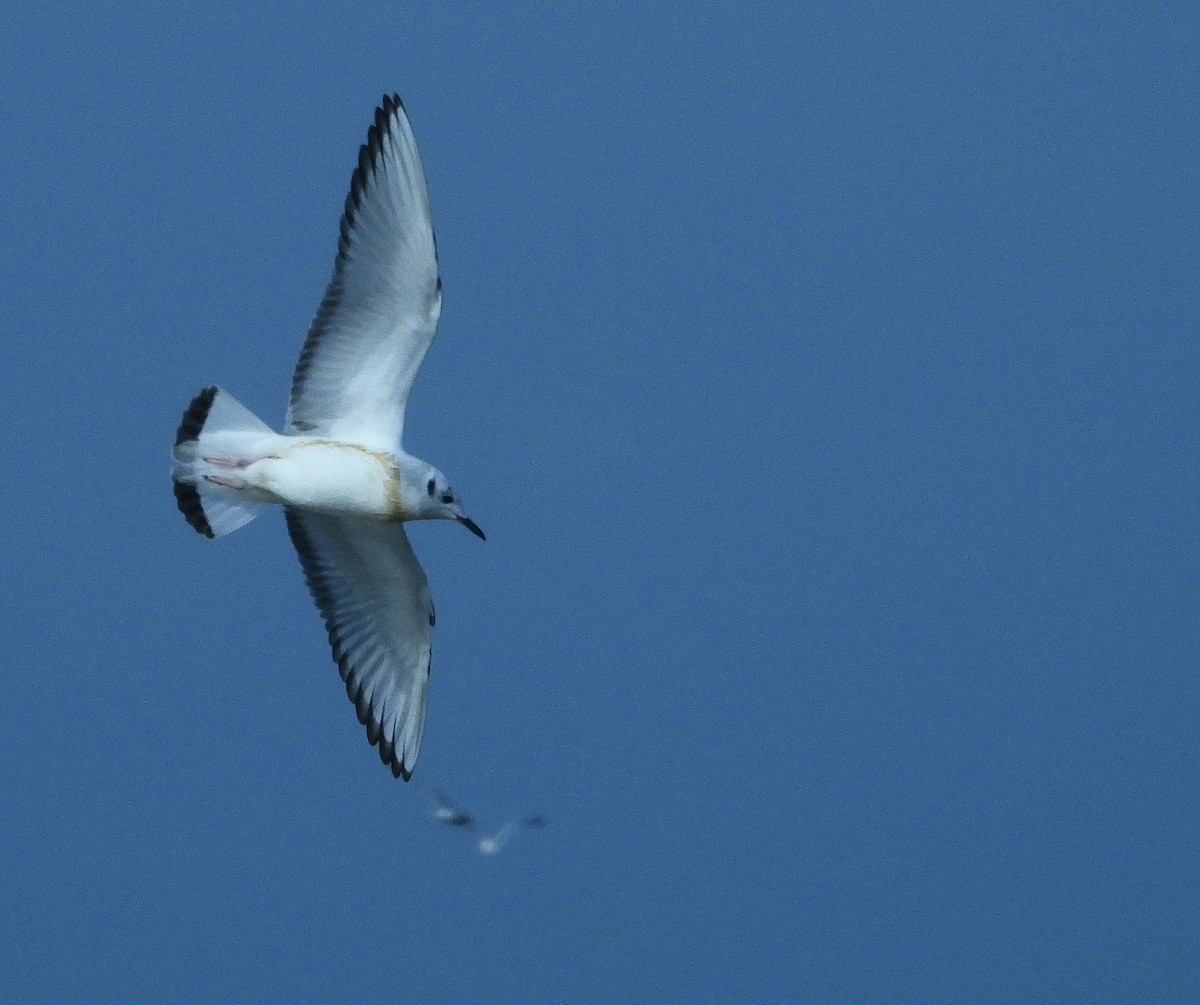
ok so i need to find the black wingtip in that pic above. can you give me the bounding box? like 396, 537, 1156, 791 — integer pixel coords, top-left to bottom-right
342, 95, 405, 233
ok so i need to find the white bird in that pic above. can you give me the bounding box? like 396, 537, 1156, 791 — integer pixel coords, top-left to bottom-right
171, 95, 484, 782
476, 816, 547, 857
419, 785, 476, 829
416, 783, 546, 855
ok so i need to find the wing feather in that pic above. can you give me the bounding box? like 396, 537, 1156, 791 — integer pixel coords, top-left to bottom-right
287, 95, 441, 451
286, 509, 434, 780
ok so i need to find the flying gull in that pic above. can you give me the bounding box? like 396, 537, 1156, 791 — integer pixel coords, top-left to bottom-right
171, 95, 484, 781
416, 783, 546, 855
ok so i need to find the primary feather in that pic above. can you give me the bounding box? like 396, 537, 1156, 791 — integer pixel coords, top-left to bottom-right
287, 94, 442, 452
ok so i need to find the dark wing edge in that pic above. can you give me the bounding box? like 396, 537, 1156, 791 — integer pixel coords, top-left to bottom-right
285, 508, 432, 781
288, 93, 441, 430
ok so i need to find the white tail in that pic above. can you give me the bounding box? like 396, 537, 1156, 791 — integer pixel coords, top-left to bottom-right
171, 386, 278, 538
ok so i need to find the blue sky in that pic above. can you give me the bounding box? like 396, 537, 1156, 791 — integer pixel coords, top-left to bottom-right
2, 4, 1198, 1002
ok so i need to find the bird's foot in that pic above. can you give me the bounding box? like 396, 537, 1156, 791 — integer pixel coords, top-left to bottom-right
203, 473, 248, 490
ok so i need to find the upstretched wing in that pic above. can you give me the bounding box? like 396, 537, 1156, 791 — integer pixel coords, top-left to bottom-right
477, 815, 547, 855
412, 781, 476, 828
286, 509, 435, 780
286, 94, 442, 452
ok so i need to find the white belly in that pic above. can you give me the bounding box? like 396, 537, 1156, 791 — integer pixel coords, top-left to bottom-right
246, 440, 403, 519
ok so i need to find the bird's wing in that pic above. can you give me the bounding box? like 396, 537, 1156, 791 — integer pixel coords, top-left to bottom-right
413, 781, 476, 828
478, 819, 520, 855
286, 94, 441, 452
478, 814, 546, 854
286, 509, 434, 780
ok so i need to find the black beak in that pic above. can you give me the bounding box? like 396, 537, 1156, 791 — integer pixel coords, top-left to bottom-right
457, 515, 486, 541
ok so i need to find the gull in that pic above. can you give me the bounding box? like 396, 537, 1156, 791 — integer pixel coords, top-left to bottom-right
420, 785, 476, 829
477, 815, 547, 857
416, 783, 546, 855
171, 95, 484, 782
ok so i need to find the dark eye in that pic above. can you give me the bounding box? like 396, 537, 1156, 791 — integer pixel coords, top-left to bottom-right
441, 493, 454, 504
426, 478, 436, 497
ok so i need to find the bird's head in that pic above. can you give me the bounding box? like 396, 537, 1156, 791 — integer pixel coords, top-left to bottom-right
415, 465, 485, 540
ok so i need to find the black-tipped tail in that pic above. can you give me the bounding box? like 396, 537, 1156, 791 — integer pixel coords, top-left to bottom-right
175, 386, 218, 447
170, 385, 272, 539
173, 386, 219, 537
173, 480, 215, 538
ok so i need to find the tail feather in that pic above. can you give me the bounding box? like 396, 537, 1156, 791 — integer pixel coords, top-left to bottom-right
173, 478, 216, 538
171, 386, 276, 538
175, 386, 219, 448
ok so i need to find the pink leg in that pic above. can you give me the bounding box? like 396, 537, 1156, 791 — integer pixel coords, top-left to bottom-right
202, 455, 251, 468
203, 473, 248, 490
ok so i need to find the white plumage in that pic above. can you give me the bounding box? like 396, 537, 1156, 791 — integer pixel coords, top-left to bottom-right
415, 783, 546, 856
171, 95, 484, 781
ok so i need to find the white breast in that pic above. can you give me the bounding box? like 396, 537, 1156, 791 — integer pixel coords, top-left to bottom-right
247, 441, 403, 519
